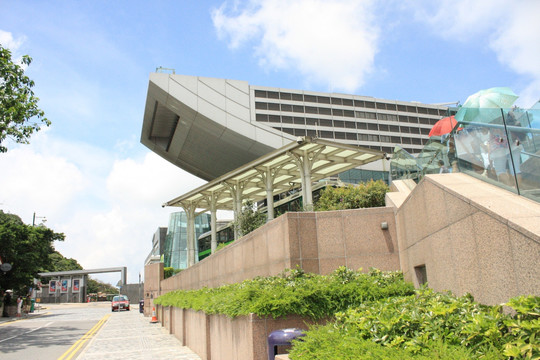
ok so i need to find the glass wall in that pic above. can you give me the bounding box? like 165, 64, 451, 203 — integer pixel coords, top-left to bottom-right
390, 104, 540, 204
163, 211, 211, 269
338, 168, 389, 184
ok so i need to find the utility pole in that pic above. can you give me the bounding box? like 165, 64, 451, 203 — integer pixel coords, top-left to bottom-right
32, 212, 46, 226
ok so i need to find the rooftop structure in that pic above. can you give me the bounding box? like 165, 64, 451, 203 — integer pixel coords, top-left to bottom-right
141, 73, 451, 181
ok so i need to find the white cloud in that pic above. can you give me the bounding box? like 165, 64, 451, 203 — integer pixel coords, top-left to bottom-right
212, 0, 379, 92
106, 153, 205, 208
0, 134, 88, 223
0, 30, 25, 53
414, 0, 540, 107
0, 134, 207, 284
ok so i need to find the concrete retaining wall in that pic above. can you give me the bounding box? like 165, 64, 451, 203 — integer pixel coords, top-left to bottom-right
396, 173, 540, 305
147, 173, 540, 359
158, 305, 325, 360
160, 206, 399, 293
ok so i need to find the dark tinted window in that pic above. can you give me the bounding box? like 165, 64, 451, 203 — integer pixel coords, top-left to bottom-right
304, 95, 317, 102
280, 92, 292, 100
317, 96, 330, 104
267, 91, 279, 99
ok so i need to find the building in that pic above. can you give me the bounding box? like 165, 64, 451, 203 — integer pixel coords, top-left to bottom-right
144, 227, 167, 265
141, 73, 453, 183
163, 211, 211, 269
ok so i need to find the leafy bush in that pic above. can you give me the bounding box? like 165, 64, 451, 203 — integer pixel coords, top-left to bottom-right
289, 325, 497, 360
154, 267, 414, 320
503, 295, 540, 359
232, 200, 266, 237
291, 289, 539, 359
315, 180, 389, 211
163, 267, 182, 279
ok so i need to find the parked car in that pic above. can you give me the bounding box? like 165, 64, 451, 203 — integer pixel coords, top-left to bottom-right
111, 295, 130, 312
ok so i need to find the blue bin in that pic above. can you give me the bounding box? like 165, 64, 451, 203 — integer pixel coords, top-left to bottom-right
267, 328, 304, 360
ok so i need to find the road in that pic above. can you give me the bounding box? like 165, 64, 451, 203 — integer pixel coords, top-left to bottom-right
0, 303, 109, 360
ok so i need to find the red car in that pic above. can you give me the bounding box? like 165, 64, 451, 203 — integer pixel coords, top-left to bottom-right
111, 295, 130, 312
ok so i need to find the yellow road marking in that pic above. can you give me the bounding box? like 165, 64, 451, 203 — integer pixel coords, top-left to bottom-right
57, 314, 110, 360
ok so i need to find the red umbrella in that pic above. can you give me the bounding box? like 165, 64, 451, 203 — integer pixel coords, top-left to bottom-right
428, 115, 461, 137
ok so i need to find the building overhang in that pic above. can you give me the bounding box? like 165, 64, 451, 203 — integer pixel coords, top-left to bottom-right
140, 73, 294, 181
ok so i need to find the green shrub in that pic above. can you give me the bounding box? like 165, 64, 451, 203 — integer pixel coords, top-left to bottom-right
288, 324, 499, 360
503, 295, 540, 359
315, 180, 389, 211
163, 267, 182, 279
232, 199, 266, 237
215, 242, 228, 252
293, 289, 539, 359
154, 267, 413, 320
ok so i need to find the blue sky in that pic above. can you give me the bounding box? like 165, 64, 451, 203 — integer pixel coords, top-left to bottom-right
1, 0, 539, 285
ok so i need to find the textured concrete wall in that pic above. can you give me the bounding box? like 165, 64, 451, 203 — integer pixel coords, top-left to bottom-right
209, 313, 255, 360
171, 307, 185, 344
159, 207, 399, 293
150, 173, 540, 360
164, 309, 326, 360
396, 173, 540, 305
143, 262, 163, 316
120, 283, 143, 304
184, 309, 211, 360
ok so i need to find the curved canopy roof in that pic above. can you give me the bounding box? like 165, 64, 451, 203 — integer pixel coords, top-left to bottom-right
163, 137, 385, 212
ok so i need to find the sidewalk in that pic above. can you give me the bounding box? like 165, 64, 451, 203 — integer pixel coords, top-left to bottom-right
0, 307, 47, 324
75, 308, 201, 360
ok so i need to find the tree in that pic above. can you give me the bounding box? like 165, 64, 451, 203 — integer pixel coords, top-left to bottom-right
233, 200, 266, 237
48, 251, 83, 272
86, 278, 117, 294
0, 44, 49, 153
0, 211, 64, 294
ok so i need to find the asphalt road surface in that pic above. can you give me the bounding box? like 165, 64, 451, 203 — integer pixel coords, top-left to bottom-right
0, 303, 110, 360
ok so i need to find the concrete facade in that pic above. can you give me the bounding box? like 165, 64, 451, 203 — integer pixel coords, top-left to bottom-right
144, 262, 163, 316
158, 206, 399, 293
142, 74, 451, 181
396, 173, 540, 305
158, 307, 326, 360
145, 172, 540, 359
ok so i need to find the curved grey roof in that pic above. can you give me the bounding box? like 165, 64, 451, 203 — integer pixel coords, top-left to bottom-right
141, 74, 294, 181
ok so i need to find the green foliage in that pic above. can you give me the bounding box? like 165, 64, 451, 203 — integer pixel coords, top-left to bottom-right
215, 242, 228, 252
86, 278, 117, 294
0, 45, 50, 153
154, 267, 413, 320
155, 264, 538, 358
232, 200, 266, 237
288, 325, 494, 360
331, 289, 507, 355
0, 210, 65, 294
314, 180, 389, 211
503, 296, 540, 359
164, 267, 182, 279
47, 251, 83, 272
294, 289, 539, 359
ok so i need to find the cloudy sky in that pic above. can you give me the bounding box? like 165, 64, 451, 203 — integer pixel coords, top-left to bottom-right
1, 0, 539, 285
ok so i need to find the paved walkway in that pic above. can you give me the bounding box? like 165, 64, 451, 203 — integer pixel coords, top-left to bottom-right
76, 308, 201, 360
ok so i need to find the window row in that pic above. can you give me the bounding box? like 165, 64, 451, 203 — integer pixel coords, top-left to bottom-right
278, 127, 429, 146
254, 90, 447, 116
256, 114, 431, 135
255, 102, 439, 125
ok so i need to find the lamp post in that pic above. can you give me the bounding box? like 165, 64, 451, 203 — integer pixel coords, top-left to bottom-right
32, 212, 46, 226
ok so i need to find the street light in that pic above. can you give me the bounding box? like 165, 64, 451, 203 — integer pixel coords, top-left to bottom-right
32, 212, 47, 226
